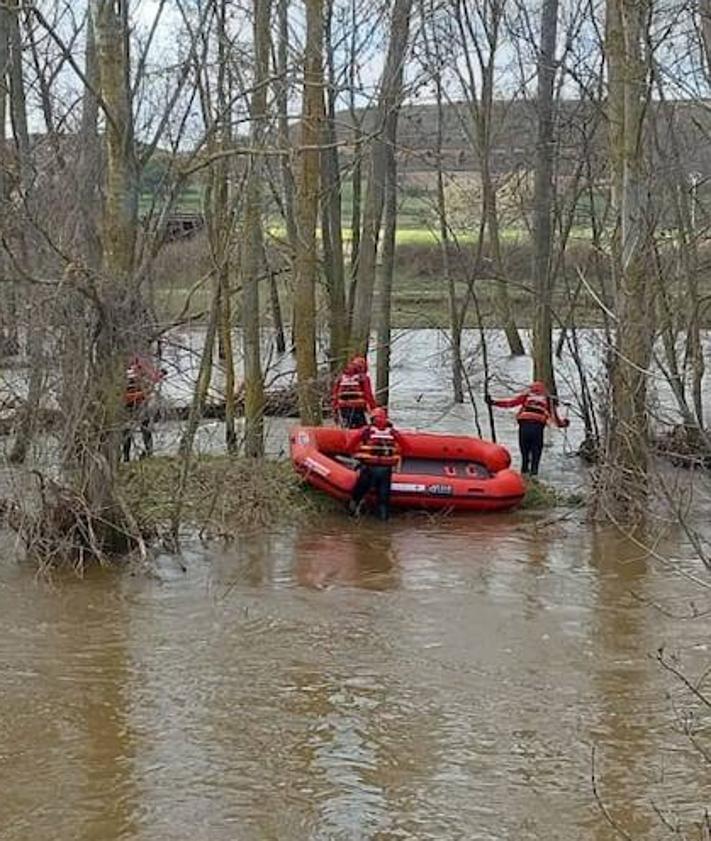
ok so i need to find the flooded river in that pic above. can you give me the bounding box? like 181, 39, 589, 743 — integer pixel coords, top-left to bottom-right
1, 329, 711, 839
1, 520, 710, 839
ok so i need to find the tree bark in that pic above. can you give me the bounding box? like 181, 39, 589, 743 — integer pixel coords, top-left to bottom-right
433, 68, 463, 403
375, 143, 397, 404
597, 0, 653, 520
80, 0, 141, 549
349, 0, 413, 354
294, 0, 323, 424
0, 3, 18, 356
531, 0, 559, 390
699, 0, 711, 79
347, 0, 363, 316
215, 0, 237, 452
241, 0, 271, 456
321, 0, 347, 369
7, 1, 41, 464
275, 0, 298, 252
79, 11, 102, 270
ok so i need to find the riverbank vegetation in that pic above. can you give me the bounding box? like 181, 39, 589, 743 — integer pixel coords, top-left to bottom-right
1, 4, 710, 833
121, 456, 339, 537
1, 0, 711, 565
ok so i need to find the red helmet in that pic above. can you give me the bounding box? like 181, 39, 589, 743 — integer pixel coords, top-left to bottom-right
351, 355, 367, 374
372, 406, 388, 428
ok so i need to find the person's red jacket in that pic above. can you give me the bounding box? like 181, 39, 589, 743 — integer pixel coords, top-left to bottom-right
331, 370, 377, 413
346, 421, 406, 467
124, 355, 166, 407
491, 383, 569, 427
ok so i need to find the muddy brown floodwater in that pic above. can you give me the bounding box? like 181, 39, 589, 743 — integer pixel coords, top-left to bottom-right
1, 517, 710, 840
1, 329, 711, 839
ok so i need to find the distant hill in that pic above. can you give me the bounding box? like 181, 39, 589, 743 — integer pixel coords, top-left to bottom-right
334, 99, 711, 180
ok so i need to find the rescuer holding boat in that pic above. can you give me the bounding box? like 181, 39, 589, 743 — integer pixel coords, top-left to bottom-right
486, 380, 569, 476
332, 355, 377, 428
348, 407, 404, 520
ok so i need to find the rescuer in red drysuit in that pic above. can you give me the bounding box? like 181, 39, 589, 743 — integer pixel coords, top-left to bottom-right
486, 380, 569, 476
122, 354, 167, 462
331, 355, 377, 429
348, 406, 405, 520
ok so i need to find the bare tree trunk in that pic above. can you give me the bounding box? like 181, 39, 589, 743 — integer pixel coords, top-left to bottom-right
179, 287, 220, 458
347, 0, 362, 315
275, 0, 298, 251
699, 0, 711, 77
80, 0, 141, 549
375, 143, 397, 404
433, 68, 463, 402
350, 0, 413, 353
59, 8, 99, 464
173, 284, 221, 543
348, 125, 363, 320
275, 0, 297, 356
214, 0, 237, 452
241, 0, 271, 455
321, 0, 347, 368
7, 0, 29, 181
597, 0, 653, 520
7, 1, 42, 464
79, 11, 102, 270
294, 0, 323, 424
531, 0, 559, 390
267, 262, 286, 354
0, 4, 16, 357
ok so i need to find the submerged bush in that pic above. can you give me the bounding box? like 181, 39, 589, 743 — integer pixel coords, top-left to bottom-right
521, 478, 584, 510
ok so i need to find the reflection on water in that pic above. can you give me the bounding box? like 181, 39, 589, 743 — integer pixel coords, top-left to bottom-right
1, 517, 710, 840
294, 527, 397, 591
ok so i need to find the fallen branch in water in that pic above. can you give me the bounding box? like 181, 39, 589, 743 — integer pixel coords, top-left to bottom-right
1, 471, 147, 574
0, 379, 333, 437
591, 745, 636, 841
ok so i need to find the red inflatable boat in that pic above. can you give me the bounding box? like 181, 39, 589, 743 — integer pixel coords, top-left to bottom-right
290, 426, 526, 512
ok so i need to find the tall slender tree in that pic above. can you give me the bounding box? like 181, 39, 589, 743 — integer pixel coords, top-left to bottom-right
597, 0, 654, 518
241, 0, 272, 456
350, 0, 413, 354
321, 0, 348, 368
294, 0, 324, 423
531, 0, 560, 390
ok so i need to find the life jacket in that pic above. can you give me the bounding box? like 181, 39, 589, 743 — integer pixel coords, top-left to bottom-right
124, 368, 145, 407
357, 425, 400, 466
335, 372, 366, 408
517, 390, 551, 424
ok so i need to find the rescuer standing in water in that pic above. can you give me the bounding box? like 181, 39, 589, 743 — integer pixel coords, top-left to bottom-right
348, 406, 404, 520
122, 354, 167, 462
331, 355, 377, 428
486, 380, 569, 476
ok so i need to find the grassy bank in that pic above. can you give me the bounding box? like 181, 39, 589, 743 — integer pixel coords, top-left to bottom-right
120, 456, 572, 536
121, 456, 341, 534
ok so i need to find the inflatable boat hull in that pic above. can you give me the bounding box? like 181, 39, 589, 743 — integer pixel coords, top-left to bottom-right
290, 426, 525, 512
